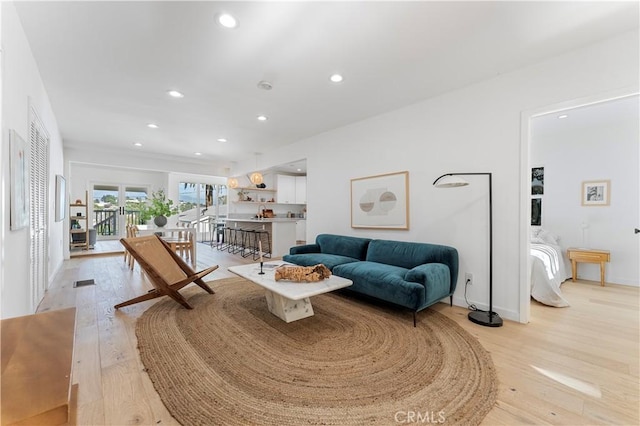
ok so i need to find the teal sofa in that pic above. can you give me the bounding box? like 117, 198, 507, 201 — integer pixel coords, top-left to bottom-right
283, 234, 459, 326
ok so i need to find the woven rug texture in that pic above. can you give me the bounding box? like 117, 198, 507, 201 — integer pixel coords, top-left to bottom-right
136, 277, 498, 425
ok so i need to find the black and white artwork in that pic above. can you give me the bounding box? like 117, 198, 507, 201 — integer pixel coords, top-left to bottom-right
531, 198, 542, 226
531, 167, 544, 195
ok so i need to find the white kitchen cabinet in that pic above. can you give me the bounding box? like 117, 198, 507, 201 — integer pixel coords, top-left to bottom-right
276, 174, 307, 204
276, 175, 296, 204
295, 176, 306, 204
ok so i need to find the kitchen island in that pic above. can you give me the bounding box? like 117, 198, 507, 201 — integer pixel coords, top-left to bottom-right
224, 218, 297, 257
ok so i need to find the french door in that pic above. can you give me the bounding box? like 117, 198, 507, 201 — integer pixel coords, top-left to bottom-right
92, 184, 149, 240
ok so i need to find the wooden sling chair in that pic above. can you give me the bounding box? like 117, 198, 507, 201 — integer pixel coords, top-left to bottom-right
115, 234, 218, 310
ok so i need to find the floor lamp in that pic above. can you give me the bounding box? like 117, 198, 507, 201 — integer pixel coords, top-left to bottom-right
432, 172, 503, 327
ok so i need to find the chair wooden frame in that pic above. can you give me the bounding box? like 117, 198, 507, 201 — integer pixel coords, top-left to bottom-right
115, 234, 218, 310
162, 227, 195, 265
123, 224, 139, 269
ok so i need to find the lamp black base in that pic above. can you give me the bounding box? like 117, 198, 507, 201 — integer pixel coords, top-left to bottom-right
468, 310, 503, 327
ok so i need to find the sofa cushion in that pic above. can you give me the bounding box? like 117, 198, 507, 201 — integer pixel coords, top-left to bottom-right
334, 261, 424, 309
366, 239, 459, 286
316, 234, 371, 260
283, 253, 360, 271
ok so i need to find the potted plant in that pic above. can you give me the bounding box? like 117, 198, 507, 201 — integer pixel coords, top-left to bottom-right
140, 189, 178, 227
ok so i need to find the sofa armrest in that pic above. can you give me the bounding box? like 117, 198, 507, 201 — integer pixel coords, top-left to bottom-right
405, 263, 452, 291
289, 243, 321, 255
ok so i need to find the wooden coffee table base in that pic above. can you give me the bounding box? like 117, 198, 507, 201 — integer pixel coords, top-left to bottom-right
265, 290, 314, 323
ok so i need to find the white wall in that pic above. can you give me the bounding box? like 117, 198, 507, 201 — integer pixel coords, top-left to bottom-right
244, 30, 639, 322
531, 97, 639, 286
68, 162, 167, 206
1, 3, 65, 318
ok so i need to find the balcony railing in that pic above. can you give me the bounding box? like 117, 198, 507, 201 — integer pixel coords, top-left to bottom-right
93, 210, 144, 236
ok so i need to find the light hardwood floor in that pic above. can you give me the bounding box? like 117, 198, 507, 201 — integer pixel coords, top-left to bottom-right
39, 244, 639, 425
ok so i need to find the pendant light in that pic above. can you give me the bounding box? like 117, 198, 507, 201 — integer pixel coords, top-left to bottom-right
249, 172, 264, 185
250, 153, 264, 185
227, 177, 239, 189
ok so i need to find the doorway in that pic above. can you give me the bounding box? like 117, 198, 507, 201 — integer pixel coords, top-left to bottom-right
91, 184, 149, 240
520, 89, 639, 323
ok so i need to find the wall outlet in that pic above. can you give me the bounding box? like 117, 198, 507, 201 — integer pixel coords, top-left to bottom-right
465, 272, 473, 286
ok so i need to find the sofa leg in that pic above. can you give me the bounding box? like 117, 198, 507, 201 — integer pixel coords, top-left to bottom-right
413, 311, 417, 327
450, 296, 453, 307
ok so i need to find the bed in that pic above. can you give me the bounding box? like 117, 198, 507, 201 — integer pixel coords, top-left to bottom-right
530, 228, 571, 307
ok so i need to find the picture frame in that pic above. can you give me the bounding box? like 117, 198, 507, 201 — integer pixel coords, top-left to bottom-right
55, 174, 66, 222
9, 129, 30, 230
531, 166, 544, 195
351, 171, 409, 230
531, 198, 542, 226
581, 180, 610, 206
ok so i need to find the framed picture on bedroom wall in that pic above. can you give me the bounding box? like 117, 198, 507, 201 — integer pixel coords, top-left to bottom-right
581, 180, 610, 206
531, 166, 544, 195
531, 198, 542, 226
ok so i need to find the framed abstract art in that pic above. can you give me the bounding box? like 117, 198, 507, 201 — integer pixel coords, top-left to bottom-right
351, 171, 409, 230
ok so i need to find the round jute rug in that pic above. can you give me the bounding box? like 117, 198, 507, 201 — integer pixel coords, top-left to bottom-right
136, 277, 498, 425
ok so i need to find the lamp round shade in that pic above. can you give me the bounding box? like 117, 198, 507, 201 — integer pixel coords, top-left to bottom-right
227, 178, 239, 189
249, 172, 264, 185
434, 175, 469, 188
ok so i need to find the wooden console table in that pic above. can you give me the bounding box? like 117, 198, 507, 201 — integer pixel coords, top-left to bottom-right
567, 248, 611, 287
1, 308, 77, 425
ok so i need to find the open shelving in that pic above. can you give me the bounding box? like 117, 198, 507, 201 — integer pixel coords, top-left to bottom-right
69, 191, 89, 250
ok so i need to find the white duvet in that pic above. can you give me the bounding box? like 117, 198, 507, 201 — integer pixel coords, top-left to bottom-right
530, 229, 571, 307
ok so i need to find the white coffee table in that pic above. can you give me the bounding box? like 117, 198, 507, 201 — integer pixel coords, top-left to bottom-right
228, 262, 352, 323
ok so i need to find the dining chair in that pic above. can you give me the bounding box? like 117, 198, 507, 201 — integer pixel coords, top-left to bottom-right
124, 225, 139, 270
161, 223, 195, 266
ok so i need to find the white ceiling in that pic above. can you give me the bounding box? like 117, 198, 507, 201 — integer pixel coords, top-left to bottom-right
14, 1, 639, 172
532, 95, 640, 137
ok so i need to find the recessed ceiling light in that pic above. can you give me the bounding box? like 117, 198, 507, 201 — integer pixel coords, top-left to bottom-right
297, 168, 302, 172
558, 114, 569, 119
329, 74, 344, 83
147, 123, 159, 129
257, 80, 273, 90
218, 13, 237, 28
194, 152, 202, 156
257, 115, 268, 121
167, 90, 184, 98
133, 142, 142, 147
217, 138, 228, 143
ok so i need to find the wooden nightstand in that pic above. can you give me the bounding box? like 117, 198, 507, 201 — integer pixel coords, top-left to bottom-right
567, 248, 611, 286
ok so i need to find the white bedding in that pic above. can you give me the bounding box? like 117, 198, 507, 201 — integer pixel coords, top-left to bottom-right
530, 229, 571, 307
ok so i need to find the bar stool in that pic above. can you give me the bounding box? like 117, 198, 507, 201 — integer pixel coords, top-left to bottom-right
228, 227, 247, 255
242, 230, 257, 258
217, 226, 232, 251
253, 230, 272, 261
211, 222, 225, 248
226, 227, 238, 253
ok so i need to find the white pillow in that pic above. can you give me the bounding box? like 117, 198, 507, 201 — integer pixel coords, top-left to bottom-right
530, 227, 542, 239
538, 228, 560, 245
